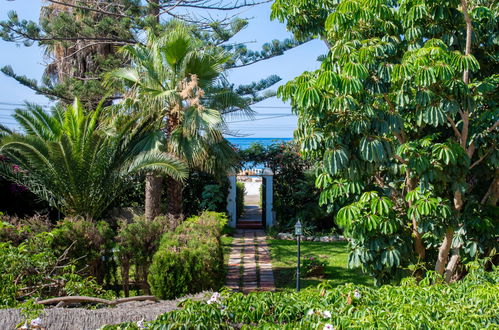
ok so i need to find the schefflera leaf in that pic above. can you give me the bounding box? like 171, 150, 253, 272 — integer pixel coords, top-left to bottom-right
360, 137, 387, 162
324, 147, 349, 175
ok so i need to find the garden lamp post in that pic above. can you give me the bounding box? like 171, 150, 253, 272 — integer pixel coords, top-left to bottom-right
295, 220, 302, 292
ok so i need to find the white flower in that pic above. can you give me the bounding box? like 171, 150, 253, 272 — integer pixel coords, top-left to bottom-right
307, 309, 315, 316
30, 317, 42, 327
207, 292, 221, 304
354, 290, 361, 299
136, 318, 146, 329
322, 310, 332, 319
323, 324, 335, 330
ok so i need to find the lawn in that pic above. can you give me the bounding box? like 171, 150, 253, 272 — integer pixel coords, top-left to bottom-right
269, 239, 372, 290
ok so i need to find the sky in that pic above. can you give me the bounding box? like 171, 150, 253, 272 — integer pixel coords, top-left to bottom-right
0, 1, 327, 137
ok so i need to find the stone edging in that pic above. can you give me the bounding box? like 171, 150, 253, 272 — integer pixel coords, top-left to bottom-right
276, 233, 346, 242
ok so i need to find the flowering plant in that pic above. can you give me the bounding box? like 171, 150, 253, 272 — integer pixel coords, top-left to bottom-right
302, 255, 327, 277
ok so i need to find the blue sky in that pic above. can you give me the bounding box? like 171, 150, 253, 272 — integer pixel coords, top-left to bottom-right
0, 1, 327, 137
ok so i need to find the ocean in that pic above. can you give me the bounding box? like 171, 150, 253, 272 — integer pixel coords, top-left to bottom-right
227, 137, 292, 150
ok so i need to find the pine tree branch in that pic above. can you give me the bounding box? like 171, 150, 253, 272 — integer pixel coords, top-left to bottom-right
159, 0, 272, 11
3, 25, 136, 44
44, 0, 134, 19
228, 38, 310, 69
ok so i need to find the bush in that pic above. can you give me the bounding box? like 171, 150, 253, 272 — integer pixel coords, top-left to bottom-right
302, 255, 327, 277
236, 182, 245, 219
148, 212, 227, 299
0, 236, 112, 308
0, 213, 51, 246
107, 265, 498, 329
116, 215, 175, 296
48, 218, 114, 283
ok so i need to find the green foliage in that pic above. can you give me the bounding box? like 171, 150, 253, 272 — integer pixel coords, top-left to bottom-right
107, 26, 239, 179
182, 171, 229, 216
0, 1, 137, 104
0, 213, 51, 246
148, 212, 227, 299
200, 185, 226, 211
337, 191, 413, 284
0, 99, 187, 219
49, 218, 114, 281
116, 216, 173, 268
236, 182, 245, 219
273, 0, 499, 282
0, 232, 112, 308
107, 266, 498, 329
302, 255, 327, 277
115, 215, 174, 295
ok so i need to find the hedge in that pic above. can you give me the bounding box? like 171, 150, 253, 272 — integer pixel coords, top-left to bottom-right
148, 212, 227, 299
236, 182, 245, 219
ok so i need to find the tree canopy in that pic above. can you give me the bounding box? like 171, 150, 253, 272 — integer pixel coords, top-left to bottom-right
1, 0, 303, 106
273, 0, 498, 283
0, 99, 187, 219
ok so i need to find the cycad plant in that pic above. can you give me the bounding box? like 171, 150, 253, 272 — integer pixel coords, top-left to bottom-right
0, 100, 187, 220
108, 24, 244, 218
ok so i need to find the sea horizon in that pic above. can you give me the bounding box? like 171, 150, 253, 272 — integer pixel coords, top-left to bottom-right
226, 137, 293, 149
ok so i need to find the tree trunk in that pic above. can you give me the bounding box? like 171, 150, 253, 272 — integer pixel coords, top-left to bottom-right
406, 173, 426, 260
412, 219, 426, 260
145, 173, 162, 221
121, 261, 130, 298
166, 177, 183, 216
481, 169, 499, 206
436, 0, 473, 280
436, 190, 463, 278
435, 227, 454, 275
444, 247, 460, 282
138, 264, 150, 295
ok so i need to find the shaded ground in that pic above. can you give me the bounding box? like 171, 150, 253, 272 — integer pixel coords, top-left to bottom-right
269, 239, 372, 290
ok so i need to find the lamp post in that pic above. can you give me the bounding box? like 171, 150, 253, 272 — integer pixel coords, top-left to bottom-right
295, 220, 302, 292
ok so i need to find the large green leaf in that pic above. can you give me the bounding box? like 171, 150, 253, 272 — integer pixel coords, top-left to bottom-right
324, 148, 349, 175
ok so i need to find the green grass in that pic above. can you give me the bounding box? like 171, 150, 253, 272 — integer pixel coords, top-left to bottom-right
269, 239, 372, 290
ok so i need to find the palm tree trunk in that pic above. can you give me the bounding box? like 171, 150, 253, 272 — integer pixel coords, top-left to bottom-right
145, 173, 162, 221
166, 177, 183, 216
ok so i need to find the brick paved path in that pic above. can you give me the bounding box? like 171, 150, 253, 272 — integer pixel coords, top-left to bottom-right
225, 229, 275, 293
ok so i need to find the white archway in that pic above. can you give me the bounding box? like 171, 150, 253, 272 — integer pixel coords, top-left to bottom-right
226, 168, 274, 228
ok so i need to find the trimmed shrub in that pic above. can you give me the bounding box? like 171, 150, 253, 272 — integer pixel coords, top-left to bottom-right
116, 215, 176, 296
148, 212, 227, 299
236, 182, 245, 219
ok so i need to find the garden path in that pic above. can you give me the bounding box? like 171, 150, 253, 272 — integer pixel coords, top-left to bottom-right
226, 229, 275, 293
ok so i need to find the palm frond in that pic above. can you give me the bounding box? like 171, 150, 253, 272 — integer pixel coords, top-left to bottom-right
125, 150, 188, 181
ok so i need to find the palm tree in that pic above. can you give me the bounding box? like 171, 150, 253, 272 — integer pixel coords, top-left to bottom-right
107, 24, 246, 218
0, 99, 187, 220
